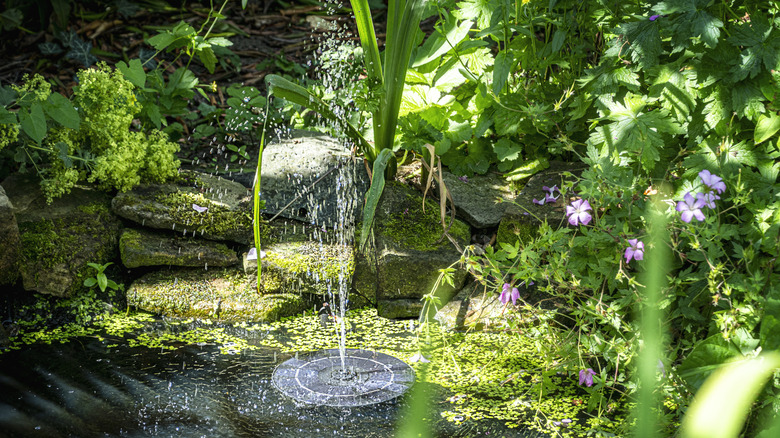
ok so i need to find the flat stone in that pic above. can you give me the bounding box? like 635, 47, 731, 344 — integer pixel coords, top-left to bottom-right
0, 184, 20, 286
352, 182, 471, 319
3, 174, 121, 297
496, 161, 587, 246
441, 169, 516, 228
119, 228, 238, 268
112, 170, 254, 244
127, 268, 308, 322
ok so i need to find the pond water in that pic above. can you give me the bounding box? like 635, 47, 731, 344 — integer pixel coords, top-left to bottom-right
0, 317, 547, 438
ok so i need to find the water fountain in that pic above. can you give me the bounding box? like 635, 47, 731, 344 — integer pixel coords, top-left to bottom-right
268, 153, 416, 407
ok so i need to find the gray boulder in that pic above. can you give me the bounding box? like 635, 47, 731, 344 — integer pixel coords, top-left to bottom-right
119, 228, 238, 268
255, 132, 369, 228
0, 184, 20, 286
3, 174, 121, 297
112, 170, 254, 244
441, 169, 516, 229
496, 161, 586, 246
352, 182, 471, 319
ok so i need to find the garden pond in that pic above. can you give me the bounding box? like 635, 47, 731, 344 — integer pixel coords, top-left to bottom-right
0, 307, 622, 437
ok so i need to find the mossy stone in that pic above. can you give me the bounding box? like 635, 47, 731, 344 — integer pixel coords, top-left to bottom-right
127, 268, 309, 322
353, 182, 471, 318
119, 228, 238, 268
3, 175, 122, 297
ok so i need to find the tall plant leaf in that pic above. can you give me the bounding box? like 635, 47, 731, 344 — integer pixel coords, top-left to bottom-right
679, 352, 780, 438
360, 148, 395, 250
377, 0, 427, 154
349, 0, 382, 81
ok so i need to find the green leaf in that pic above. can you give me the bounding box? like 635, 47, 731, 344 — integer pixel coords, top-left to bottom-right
493, 137, 522, 162
504, 157, 548, 181
679, 352, 780, 438
197, 46, 218, 74
0, 107, 16, 124
754, 113, 780, 144
97, 273, 108, 292
207, 37, 233, 47
492, 51, 512, 95
117, 59, 146, 88
413, 14, 472, 67
615, 19, 662, 69
66, 38, 98, 67
83, 278, 97, 287
44, 93, 79, 130
360, 149, 395, 249
266, 74, 373, 161
677, 334, 742, 391
454, 0, 499, 29
19, 102, 46, 144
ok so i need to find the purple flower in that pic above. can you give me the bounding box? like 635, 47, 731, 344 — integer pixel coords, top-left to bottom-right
649, 14, 661, 21
676, 192, 706, 223
500, 283, 520, 305
533, 185, 559, 205
566, 199, 592, 226
458, 175, 469, 183
696, 191, 720, 209
624, 239, 644, 263
698, 170, 726, 194
192, 203, 208, 213
579, 368, 596, 387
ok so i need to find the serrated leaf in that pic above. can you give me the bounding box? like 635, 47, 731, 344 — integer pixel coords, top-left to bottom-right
44, 92, 79, 130
413, 13, 472, 67
19, 103, 46, 144
615, 19, 662, 69
197, 46, 217, 74
147, 32, 176, 51
677, 334, 742, 391
454, 0, 499, 29
755, 113, 780, 144
493, 137, 522, 162
731, 81, 765, 120
207, 36, 233, 47
117, 59, 146, 88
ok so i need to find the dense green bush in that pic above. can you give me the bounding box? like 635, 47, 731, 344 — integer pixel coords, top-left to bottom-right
0, 63, 180, 202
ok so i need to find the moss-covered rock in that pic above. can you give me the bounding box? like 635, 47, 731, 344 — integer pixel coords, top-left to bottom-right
353, 182, 471, 318
441, 169, 518, 229
0, 184, 20, 286
111, 170, 254, 244
127, 268, 308, 322
496, 161, 587, 246
3, 174, 121, 297
242, 240, 360, 303
119, 228, 238, 268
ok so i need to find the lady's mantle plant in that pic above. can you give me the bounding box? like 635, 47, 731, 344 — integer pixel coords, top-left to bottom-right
0, 63, 179, 202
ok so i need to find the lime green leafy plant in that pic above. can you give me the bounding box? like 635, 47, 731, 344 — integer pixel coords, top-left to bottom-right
0, 64, 180, 202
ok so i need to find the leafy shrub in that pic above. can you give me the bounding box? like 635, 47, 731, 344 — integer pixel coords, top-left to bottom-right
0, 64, 179, 202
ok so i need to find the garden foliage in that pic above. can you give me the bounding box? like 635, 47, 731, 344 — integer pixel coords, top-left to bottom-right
0, 64, 180, 202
